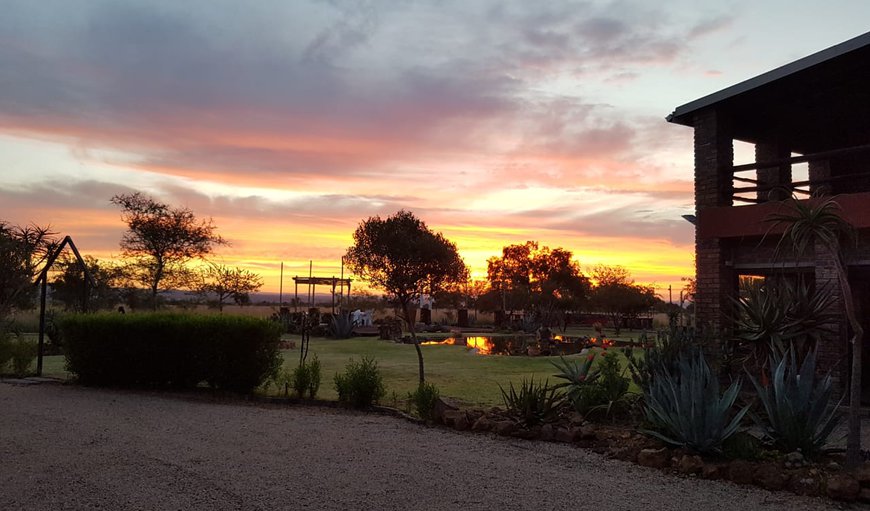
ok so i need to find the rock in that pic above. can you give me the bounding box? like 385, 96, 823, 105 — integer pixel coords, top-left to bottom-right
753, 464, 789, 491
569, 412, 585, 426
594, 430, 612, 443
554, 427, 579, 443
858, 488, 870, 503
466, 409, 484, 422
701, 463, 723, 480
511, 427, 538, 440
493, 420, 516, 436
727, 460, 757, 485
540, 424, 555, 441
432, 398, 459, 424
789, 473, 822, 497
855, 463, 870, 485
453, 414, 469, 431
826, 461, 841, 471
579, 424, 597, 440
637, 448, 670, 469
674, 455, 704, 475
611, 446, 640, 463
826, 474, 860, 501
442, 410, 465, 428
783, 450, 806, 468
471, 416, 493, 432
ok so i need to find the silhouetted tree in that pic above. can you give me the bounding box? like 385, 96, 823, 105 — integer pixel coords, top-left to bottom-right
195, 263, 263, 312
111, 192, 225, 309
590, 264, 656, 335
487, 241, 590, 329
51, 255, 121, 312
345, 210, 468, 383
0, 221, 56, 320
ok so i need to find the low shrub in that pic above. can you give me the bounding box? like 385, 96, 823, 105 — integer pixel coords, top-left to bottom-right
10, 338, 37, 376
409, 381, 440, 420
722, 431, 763, 461
334, 356, 385, 408
292, 355, 322, 399
748, 348, 842, 458
499, 378, 563, 427
642, 349, 748, 455
0, 330, 13, 372
60, 312, 282, 392
623, 327, 698, 393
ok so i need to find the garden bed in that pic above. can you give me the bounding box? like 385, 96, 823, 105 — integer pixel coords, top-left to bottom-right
426, 401, 869, 502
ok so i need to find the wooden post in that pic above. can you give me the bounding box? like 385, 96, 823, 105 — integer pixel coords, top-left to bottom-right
37, 277, 47, 377
279, 262, 284, 305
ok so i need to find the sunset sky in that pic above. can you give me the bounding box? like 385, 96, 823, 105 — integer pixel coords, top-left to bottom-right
2, 1, 869, 297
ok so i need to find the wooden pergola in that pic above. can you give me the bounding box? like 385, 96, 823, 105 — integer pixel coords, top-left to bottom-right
292, 276, 352, 314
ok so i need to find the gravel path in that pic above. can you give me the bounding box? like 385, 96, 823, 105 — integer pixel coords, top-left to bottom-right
0, 383, 845, 511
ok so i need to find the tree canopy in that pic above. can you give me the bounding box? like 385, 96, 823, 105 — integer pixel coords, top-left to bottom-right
0, 222, 56, 320
111, 192, 225, 308
51, 255, 122, 312
589, 264, 656, 335
486, 241, 590, 328
195, 263, 263, 312
345, 210, 468, 382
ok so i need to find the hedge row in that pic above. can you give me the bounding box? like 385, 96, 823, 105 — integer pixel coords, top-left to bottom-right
60, 313, 282, 392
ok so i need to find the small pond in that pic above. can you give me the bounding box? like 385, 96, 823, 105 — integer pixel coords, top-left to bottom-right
420, 335, 613, 356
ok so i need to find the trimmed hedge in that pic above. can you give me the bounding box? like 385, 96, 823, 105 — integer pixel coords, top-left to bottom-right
60, 313, 282, 392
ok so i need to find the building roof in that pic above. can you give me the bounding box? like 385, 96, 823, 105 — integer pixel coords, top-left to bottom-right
667, 31, 870, 149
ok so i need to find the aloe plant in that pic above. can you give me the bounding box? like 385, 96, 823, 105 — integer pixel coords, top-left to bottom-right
499, 378, 564, 427
642, 350, 749, 454
551, 355, 599, 394
732, 276, 835, 362
748, 348, 842, 458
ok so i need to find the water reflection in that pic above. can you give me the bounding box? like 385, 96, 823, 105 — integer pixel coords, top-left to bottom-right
420, 335, 610, 356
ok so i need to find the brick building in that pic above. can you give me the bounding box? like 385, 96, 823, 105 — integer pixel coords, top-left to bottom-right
667, 32, 870, 391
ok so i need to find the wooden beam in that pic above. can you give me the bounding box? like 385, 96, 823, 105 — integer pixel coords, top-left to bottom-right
728, 142, 870, 173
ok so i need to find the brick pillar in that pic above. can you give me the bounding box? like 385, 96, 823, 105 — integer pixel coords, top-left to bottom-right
808, 159, 832, 196
815, 240, 847, 389
756, 142, 791, 201
693, 109, 736, 340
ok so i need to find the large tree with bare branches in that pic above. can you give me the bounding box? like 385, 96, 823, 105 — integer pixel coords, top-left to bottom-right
111, 193, 225, 309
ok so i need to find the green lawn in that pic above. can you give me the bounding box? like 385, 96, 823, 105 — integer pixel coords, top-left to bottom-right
34, 327, 646, 408
275, 336, 634, 407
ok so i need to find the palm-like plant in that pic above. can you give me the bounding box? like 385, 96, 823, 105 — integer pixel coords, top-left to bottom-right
766, 193, 863, 467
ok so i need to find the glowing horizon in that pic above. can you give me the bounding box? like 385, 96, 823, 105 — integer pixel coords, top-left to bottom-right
1, 1, 867, 301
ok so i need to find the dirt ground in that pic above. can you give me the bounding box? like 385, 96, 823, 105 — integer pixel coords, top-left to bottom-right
0, 383, 843, 511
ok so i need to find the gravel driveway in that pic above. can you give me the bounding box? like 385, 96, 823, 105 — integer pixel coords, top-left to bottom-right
0, 383, 844, 511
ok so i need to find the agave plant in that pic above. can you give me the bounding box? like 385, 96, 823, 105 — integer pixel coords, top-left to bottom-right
499, 378, 564, 427
328, 312, 355, 339
551, 354, 599, 413
748, 348, 842, 458
641, 350, 749, 454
